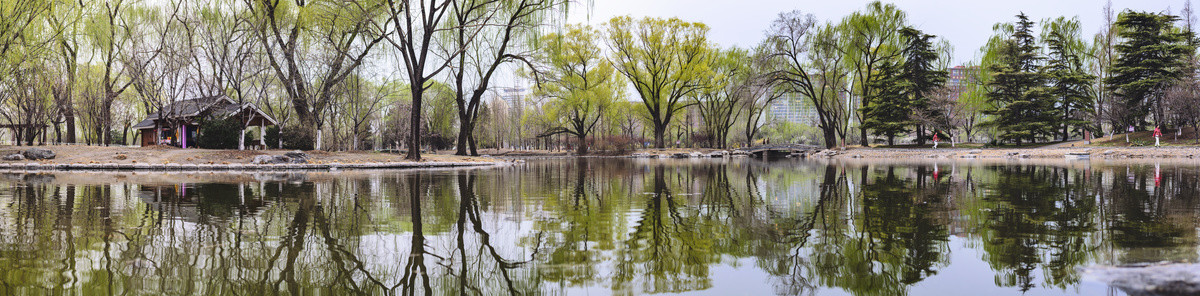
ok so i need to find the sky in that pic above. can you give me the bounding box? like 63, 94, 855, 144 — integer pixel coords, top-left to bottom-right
564, 0, 1195, 65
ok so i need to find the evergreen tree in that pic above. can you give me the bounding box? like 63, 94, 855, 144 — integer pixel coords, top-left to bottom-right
985, 13, 1054, 144
862, 60, 909, 145
899, 27, 948, 145
1107, 11, 1191, 128
1042, 17, 1097, 141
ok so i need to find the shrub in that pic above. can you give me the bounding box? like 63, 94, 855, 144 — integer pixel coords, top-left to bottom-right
197, 117, 242, 149
264, 126, 281, 149
280, 125, 314, 150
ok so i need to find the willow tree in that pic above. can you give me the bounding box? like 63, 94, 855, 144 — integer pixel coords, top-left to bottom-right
840, 1, 907, 146
695, 47, 749, 149
444, 0, 567, 156
606, 16, 713, 148
531, 25, 622, 154
378, 0, 457, 160
248, 0, 385, 151
766, 11, 851, 148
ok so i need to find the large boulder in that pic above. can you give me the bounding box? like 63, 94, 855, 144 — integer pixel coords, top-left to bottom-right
22, 148, 55, 160
252, 152, 310, 165
252, 155, 290, 164
1082, 263, 1200, 296
3, 154, 24, 161
284, 151, 309, 163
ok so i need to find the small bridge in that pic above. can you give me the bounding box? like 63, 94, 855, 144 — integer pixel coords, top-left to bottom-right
736, 144, 823, 159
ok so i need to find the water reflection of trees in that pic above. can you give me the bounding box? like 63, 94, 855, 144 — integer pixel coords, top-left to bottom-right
2, 161, 1200, 296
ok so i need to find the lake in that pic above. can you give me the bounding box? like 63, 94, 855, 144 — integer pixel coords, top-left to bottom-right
0, 158, 1196, 295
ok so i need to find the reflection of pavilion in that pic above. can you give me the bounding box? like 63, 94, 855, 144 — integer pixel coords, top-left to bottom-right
138, 183, 266, 223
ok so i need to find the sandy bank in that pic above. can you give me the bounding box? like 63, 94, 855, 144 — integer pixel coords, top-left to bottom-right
0, 145, 508, 171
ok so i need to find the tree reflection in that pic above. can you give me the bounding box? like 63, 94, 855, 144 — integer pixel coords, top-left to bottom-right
1, 161, 1200, 296
977, 165, 1096, 291
612, 165, 716, 294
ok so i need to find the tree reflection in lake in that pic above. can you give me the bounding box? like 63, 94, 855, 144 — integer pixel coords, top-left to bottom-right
1, 159, 1199, 295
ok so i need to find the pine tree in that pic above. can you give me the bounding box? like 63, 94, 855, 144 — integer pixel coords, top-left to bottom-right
1107, 11, 1191, 128
985, 13, 1054, 145
900, 27, 948, 145
1042, 17, 1097, 141
862, 61, 909, 145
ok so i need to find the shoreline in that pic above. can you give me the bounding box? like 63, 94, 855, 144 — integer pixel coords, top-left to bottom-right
818, 146, 1200, 160
0, 160, 505, 171
0, 145, 510, 171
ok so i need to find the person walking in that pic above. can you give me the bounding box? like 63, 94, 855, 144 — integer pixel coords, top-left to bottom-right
1153, 126, 1162, 147
1127, 125, 1134, 142
932, 132, 939, 149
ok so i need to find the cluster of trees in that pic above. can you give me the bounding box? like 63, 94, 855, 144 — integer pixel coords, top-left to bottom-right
971, 1, 1200, 145
0, 0, 574, 159
7, 0, 1200, 155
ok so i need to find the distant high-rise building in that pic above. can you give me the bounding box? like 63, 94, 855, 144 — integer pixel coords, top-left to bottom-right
947, 66, 979, 100
495, 86, 530, 109
767, 93, 820, 125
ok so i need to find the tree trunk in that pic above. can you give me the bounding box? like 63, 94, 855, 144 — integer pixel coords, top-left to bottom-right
406, 84, 423, 161
239, 128, 246, 150
916, 125, 926, 146
576, 133, 588, 155
653, 123, 667, 149
859, 126, 868, 147
822, 126, 837, 149
64, 106, 76, 144
454, 119, 472, 156
468, 134, 478, 156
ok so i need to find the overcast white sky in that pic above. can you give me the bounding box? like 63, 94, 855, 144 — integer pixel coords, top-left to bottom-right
565, 0, 1193, 64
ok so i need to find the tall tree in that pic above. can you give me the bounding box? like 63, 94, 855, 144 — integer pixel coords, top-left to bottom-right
606, 16, 713, 148
88, 0, 141, 145
766, 12, 852, 148
898, 27, 948, 145
840, 1, 907, 146
379, 0, 457, 160
736, 44, 784, 148
446, 0, 566, 156
1042, 16, 1096, 141
985, 13, 1053, 144
1107, 11, 1191, 129
695, 47, 752, 149
861, 60, 908, 145
46, 0, 84, 144
530, 25, 622, 154
248, 0, 385, 150
1091, 0, 1119, 135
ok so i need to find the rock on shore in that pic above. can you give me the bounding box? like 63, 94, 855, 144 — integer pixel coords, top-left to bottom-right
1081, 263, 1200, 296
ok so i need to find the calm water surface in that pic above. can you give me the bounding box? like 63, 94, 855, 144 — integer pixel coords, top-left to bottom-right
0, 158, 1197, 295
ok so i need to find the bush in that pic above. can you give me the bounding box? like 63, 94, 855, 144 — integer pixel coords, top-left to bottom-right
264, 126, 281, 149
280, 125, 314, 150
197, 117, 242, 149
595, 135, 641, 154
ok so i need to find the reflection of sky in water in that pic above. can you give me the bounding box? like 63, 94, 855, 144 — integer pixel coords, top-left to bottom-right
2, 159, 1198, 295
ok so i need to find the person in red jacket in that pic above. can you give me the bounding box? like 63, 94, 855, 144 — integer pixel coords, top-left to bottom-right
1153, 126, 1162, 147
932, 132, 939, 149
